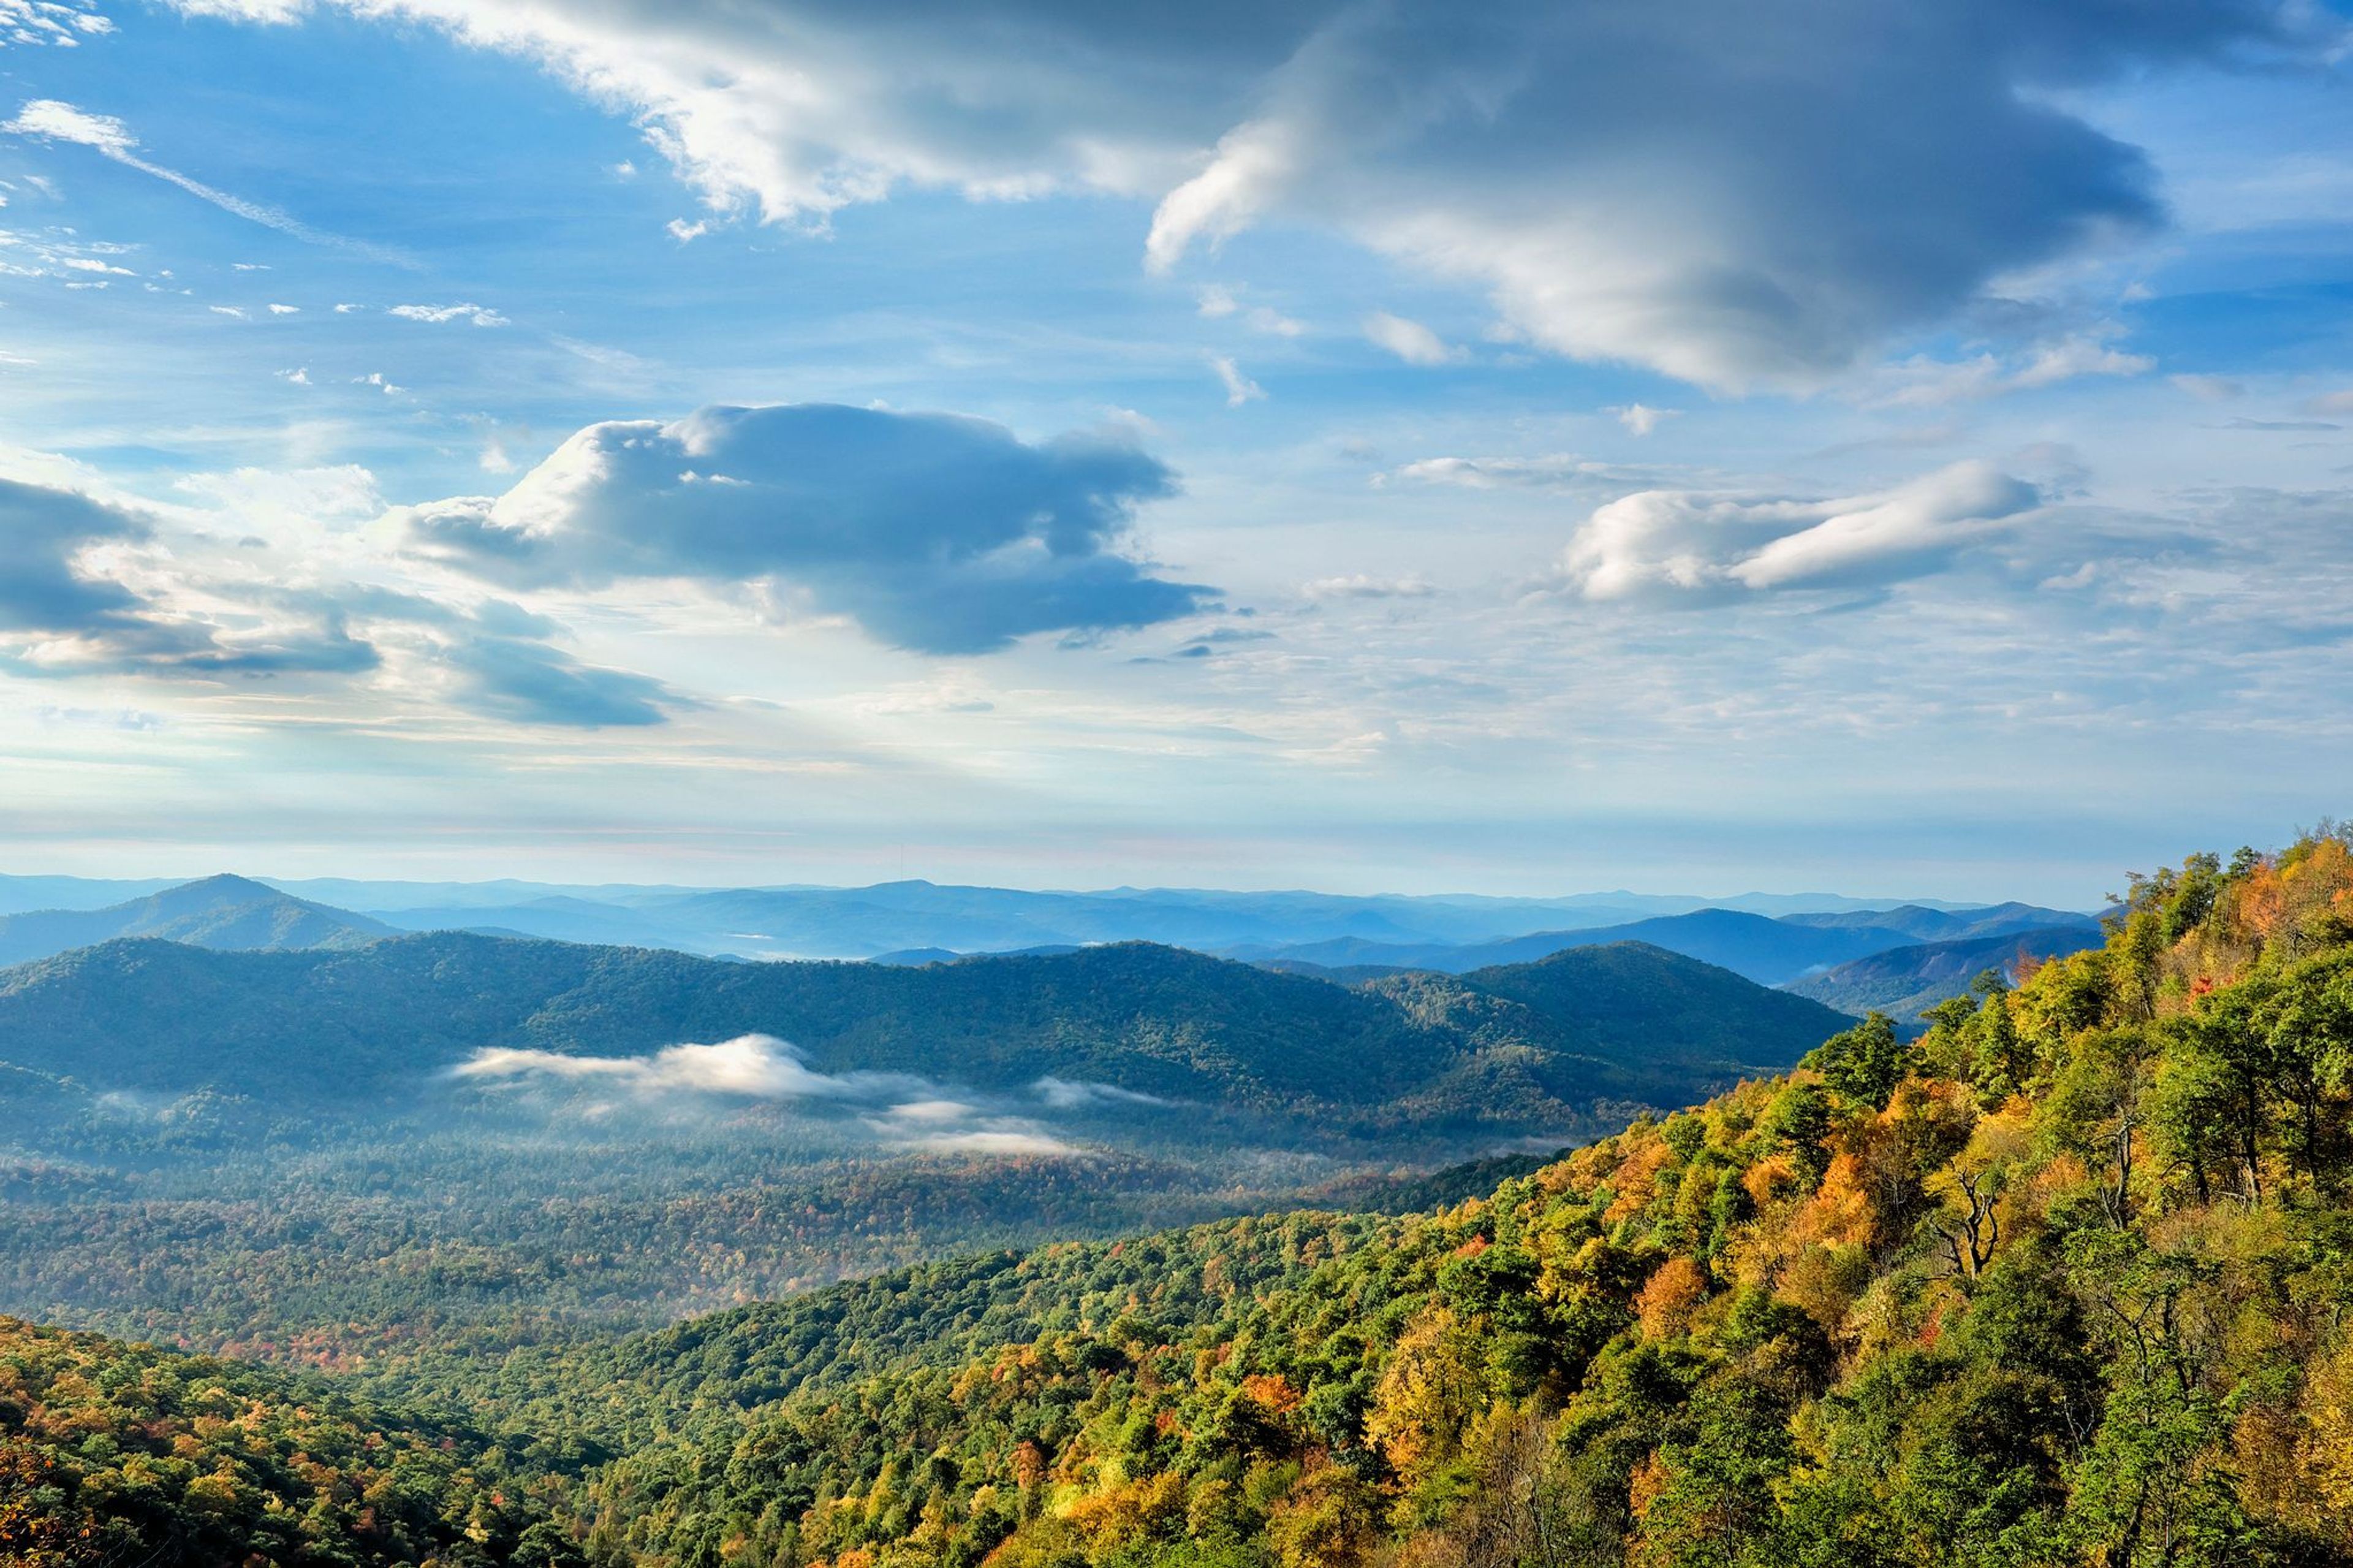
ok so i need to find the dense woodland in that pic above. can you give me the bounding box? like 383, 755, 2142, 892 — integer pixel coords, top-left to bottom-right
5, 829, 2353, 1564
0, 938, 1833, 1369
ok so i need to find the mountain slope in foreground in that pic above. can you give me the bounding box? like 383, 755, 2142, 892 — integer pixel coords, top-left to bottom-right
0, 1316, 570, 1565
387, 830, 2353, 1568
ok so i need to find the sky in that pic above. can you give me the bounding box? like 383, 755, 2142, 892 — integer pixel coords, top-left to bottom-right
0, 0, 2350, 903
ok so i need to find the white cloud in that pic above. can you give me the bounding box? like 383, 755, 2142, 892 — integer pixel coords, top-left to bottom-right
1870, 333, 2155, 407
1540, 460, 2041, 604
403, 401, 1211, 655
1209, 354, 1265, 407
1198, 286, 1303, 336
895, 1129, 1077, 1156
453, 1034, 919, 1098
1032, 1076, 1172, 1108
266, 302, 299, 314
150, 0, 2299, 388
1612, 404, 1678, 437
173, 464, 383, 537
1363, 311, 1458, 366
0, 0, 112, 46
1384, 454, 1687, 494
388, 301, 508, 326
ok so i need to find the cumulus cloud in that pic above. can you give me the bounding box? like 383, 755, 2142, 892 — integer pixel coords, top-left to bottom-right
169, 0, 2309, 388
403, 402, 1214, 654
1613, 404, 1678, 437
1539, 460, 2042, 604
3, 99, 409, 264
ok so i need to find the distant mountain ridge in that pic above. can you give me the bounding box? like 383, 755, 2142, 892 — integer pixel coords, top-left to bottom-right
1227, 903, 2097, 987
0, 933, 1851, 1145
0, 874, 393, 968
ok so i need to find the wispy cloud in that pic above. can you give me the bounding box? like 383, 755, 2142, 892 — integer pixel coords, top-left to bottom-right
1363, 312, 1461, 367
3, 99, 413, 267
1209, 354, 1265, 407
388, 301, 509, 327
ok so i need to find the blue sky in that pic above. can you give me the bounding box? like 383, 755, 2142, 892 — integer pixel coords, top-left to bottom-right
0, 0, 2349, 901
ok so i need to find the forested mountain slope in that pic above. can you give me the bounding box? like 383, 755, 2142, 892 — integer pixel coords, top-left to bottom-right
0, 934, 1840, 1368
0, 1317, 574, 1565
426, 828, 2353, 1568
0, 934, 1844, 1133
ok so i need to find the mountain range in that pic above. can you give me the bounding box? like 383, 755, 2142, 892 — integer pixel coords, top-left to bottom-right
0, 871, 2037, 960
1222, 902, 2096, 986
0, 933, 1851, 1147
0, 873, 393, 968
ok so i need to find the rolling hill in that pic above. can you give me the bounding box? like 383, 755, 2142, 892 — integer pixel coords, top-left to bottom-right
0, 932, 1849, 1140
357, 837, 2353, 1568
1230, 907, 1919, 984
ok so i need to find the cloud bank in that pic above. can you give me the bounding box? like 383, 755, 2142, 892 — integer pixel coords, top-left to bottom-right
405, 402, 1214, 654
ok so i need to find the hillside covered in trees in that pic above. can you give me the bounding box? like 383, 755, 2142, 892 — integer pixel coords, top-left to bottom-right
5, 827, 2352, 1567
379, 825, 2353, 1568
0, 934, 1840, 1374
